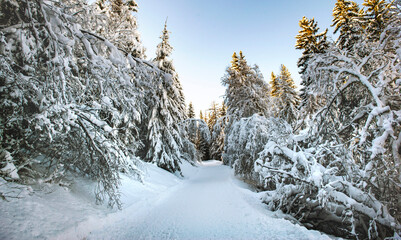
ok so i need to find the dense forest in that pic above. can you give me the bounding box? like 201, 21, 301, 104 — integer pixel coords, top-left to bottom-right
0, 0, 400, 239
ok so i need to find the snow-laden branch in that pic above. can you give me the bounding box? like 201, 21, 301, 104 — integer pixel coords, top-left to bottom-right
318, 64, 384, 107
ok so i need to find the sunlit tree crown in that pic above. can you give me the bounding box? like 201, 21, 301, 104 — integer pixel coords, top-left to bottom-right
332, 0, 363, 50
295, 16, 328, 54
332, 0, 360, 34
270, 72, 280, 97
231, 52, 239, 71
363, 0, 394, 38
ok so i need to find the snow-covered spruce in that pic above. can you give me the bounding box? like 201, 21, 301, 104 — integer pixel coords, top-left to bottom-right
269, 65, 300, 127
136, 20, 195, 173
222, 51, 272, 125
223, 115, 292, 187
210, 115, 227, 161
181, 118, 211, 161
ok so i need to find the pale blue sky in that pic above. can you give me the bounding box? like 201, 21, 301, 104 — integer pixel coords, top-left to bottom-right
136, 0, 363, 115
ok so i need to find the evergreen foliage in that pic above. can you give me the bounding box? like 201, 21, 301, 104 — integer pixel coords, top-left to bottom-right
295, 17, 328, 117
332, 0, 363, 50
222, 51, 271, 122
187, 102, 195, 119
152, 20, 187, 119
295, 17, 328, 73
0, 0, 195, 207
94, 0, 146, 58
363, 0, 394, 39
140, 21, 192, 173
220, 1, 401, 238
271, 65, 300, 125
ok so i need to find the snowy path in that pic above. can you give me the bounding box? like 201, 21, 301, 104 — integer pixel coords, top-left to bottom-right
76, 161, 329, 240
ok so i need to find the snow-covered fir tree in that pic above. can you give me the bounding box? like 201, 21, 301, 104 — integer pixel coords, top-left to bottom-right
182, 119, 210, 161
295, 17, 328, 116
153, 20, 187, 119
221, 51, 272, 165
209, 116, 227, 161
270, 65, 300, 126
206, 102, 220, 131
222, 51, 271, 122
187, 102, 195, 119
141, 20, 194, 173
207, 102, 227, 161
332, 0, 363, 50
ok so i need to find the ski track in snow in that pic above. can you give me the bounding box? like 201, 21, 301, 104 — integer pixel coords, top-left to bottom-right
58, 161, 330, 240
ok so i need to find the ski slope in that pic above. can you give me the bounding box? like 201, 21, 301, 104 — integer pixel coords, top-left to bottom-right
63, 161, 330, 240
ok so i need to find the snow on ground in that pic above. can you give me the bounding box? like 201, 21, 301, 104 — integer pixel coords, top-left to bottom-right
0, 162, 183, 240
1, 160, 333, 240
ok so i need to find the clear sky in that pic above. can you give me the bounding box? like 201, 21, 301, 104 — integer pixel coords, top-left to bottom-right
136, 0, 363, 116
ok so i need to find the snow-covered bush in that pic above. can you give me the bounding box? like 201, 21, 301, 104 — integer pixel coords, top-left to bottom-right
252, 114, 401, 239
256, 131, 400, 239
223, 115, 291, 186
222, 113, 400, 238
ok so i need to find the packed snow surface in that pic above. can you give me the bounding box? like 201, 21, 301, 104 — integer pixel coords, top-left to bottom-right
1, 161, 331, 240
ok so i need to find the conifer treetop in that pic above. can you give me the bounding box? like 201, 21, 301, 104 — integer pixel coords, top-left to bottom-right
154, 18, 173, 63
231, 51, 239, 71
295, 16, 328, 54
279, 64, 296, 89
270, 72, 280, 97
188, 102, 195, 119
363, 0, 394, 38
332, 0, 360, 34
237, 51, 249, 75
331, 0, 363, 50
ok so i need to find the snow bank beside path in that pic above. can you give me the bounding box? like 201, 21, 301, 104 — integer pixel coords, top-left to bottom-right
0, 162, 188, 240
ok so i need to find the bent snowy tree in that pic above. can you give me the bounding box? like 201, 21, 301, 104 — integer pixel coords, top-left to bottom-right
0, 0, 195, 207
